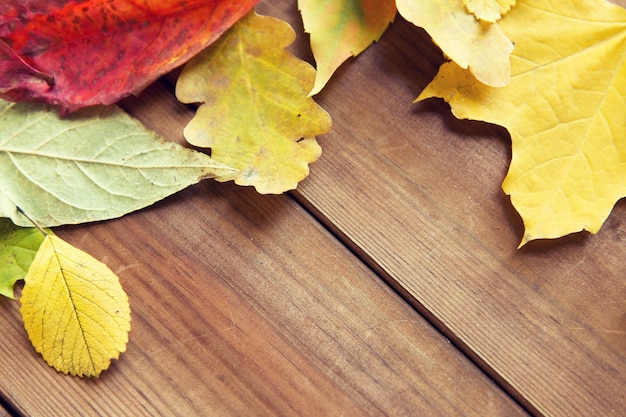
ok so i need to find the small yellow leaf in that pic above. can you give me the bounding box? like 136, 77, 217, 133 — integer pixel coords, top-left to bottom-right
176, 11, 332, 194
418, 0, 626, 246
464, 0, 517, 22
396, 0, 513, 87
20, 235, 131, 377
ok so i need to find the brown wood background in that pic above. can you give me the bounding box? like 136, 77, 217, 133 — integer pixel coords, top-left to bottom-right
1, 1, 624, 416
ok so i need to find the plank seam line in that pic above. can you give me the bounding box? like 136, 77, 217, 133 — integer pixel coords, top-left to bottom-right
130, 72, 540, 416
288, 190, 539, 417
0, 393, 23, 417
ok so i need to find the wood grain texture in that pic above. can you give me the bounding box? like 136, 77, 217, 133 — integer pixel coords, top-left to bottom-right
0, 88, 527, 416
0, 172, 526, 416
1, 1, 623, 416
258, 2, 626, 416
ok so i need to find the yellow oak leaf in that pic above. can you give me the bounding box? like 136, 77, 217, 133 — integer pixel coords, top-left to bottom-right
418, 0, 626, 246
464, 0, 517, 22
176, 11, 332, 194
20, 235, 131, 377
396, 0, 513, 87
299, 0, 397, 95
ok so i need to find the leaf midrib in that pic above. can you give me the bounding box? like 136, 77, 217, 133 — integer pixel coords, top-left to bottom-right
1, 148, 207, 170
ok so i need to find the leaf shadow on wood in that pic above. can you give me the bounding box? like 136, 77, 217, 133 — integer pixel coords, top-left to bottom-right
518, 198, 626, 253
410, 98, 528, 245
199, 180, 294, 232
0, 296, 32, 352
256, 1, 316, 67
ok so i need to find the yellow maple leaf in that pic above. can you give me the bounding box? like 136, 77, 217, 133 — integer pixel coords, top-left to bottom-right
396, 0, 513, 87
464, 0, 517, 22
418, 0, 626, 246
299, 0, 397, 95
176, 11, 332, 194
20, 235, 131, 377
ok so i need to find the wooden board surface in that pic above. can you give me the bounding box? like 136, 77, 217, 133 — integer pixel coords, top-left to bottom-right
265, 1, 626, 416
1, 1, 624, 417
0, 162, 526, 416
0, 68, 529, 417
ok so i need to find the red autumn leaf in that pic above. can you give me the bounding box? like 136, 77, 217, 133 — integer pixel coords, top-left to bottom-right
0, 0, 258, 113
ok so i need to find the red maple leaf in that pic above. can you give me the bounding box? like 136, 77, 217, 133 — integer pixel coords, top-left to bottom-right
0, 0, 258, 113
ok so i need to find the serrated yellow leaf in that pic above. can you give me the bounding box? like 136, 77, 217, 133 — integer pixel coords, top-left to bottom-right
176, 11, 332, 194
396, 0, 513, 87
464, 0, 516, 22
299, 0, 397, 95
20, 235, 131, 377
418, 0, 626, 246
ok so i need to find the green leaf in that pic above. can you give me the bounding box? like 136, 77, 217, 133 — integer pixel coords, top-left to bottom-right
0, 219, 46, 298
21, 235, 131, 377
0, 100, 236, 227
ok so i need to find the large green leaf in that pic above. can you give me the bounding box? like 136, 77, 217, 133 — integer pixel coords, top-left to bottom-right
0, 100, 236, 227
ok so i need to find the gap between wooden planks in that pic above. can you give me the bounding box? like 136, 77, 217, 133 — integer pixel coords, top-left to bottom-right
121, 78, 530, 416
0, 400, 11, 417
257, 1, 626, 416
0, 80, 527, 416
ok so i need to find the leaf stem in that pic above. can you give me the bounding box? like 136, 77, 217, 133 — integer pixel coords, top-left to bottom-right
16, 207, 48, 237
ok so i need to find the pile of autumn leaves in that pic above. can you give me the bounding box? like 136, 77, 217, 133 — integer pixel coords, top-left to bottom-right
0, 0, 624, 377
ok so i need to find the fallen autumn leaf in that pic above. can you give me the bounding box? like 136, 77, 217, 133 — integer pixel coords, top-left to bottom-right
0, 0, 258, 113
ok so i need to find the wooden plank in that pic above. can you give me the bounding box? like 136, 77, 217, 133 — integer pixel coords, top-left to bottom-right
0, 171, 527, 416
0, 94, 527, 415
253, 2, 626, 416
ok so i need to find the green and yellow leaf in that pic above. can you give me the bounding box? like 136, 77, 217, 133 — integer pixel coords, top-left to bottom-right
0, 100, 236, 227
418, 0, 626, 245
176, 11, 332, 194
0, 219, 46, 298
396, 0, 513, 86
20, 235, 131, 377
299, 0, 397, 95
